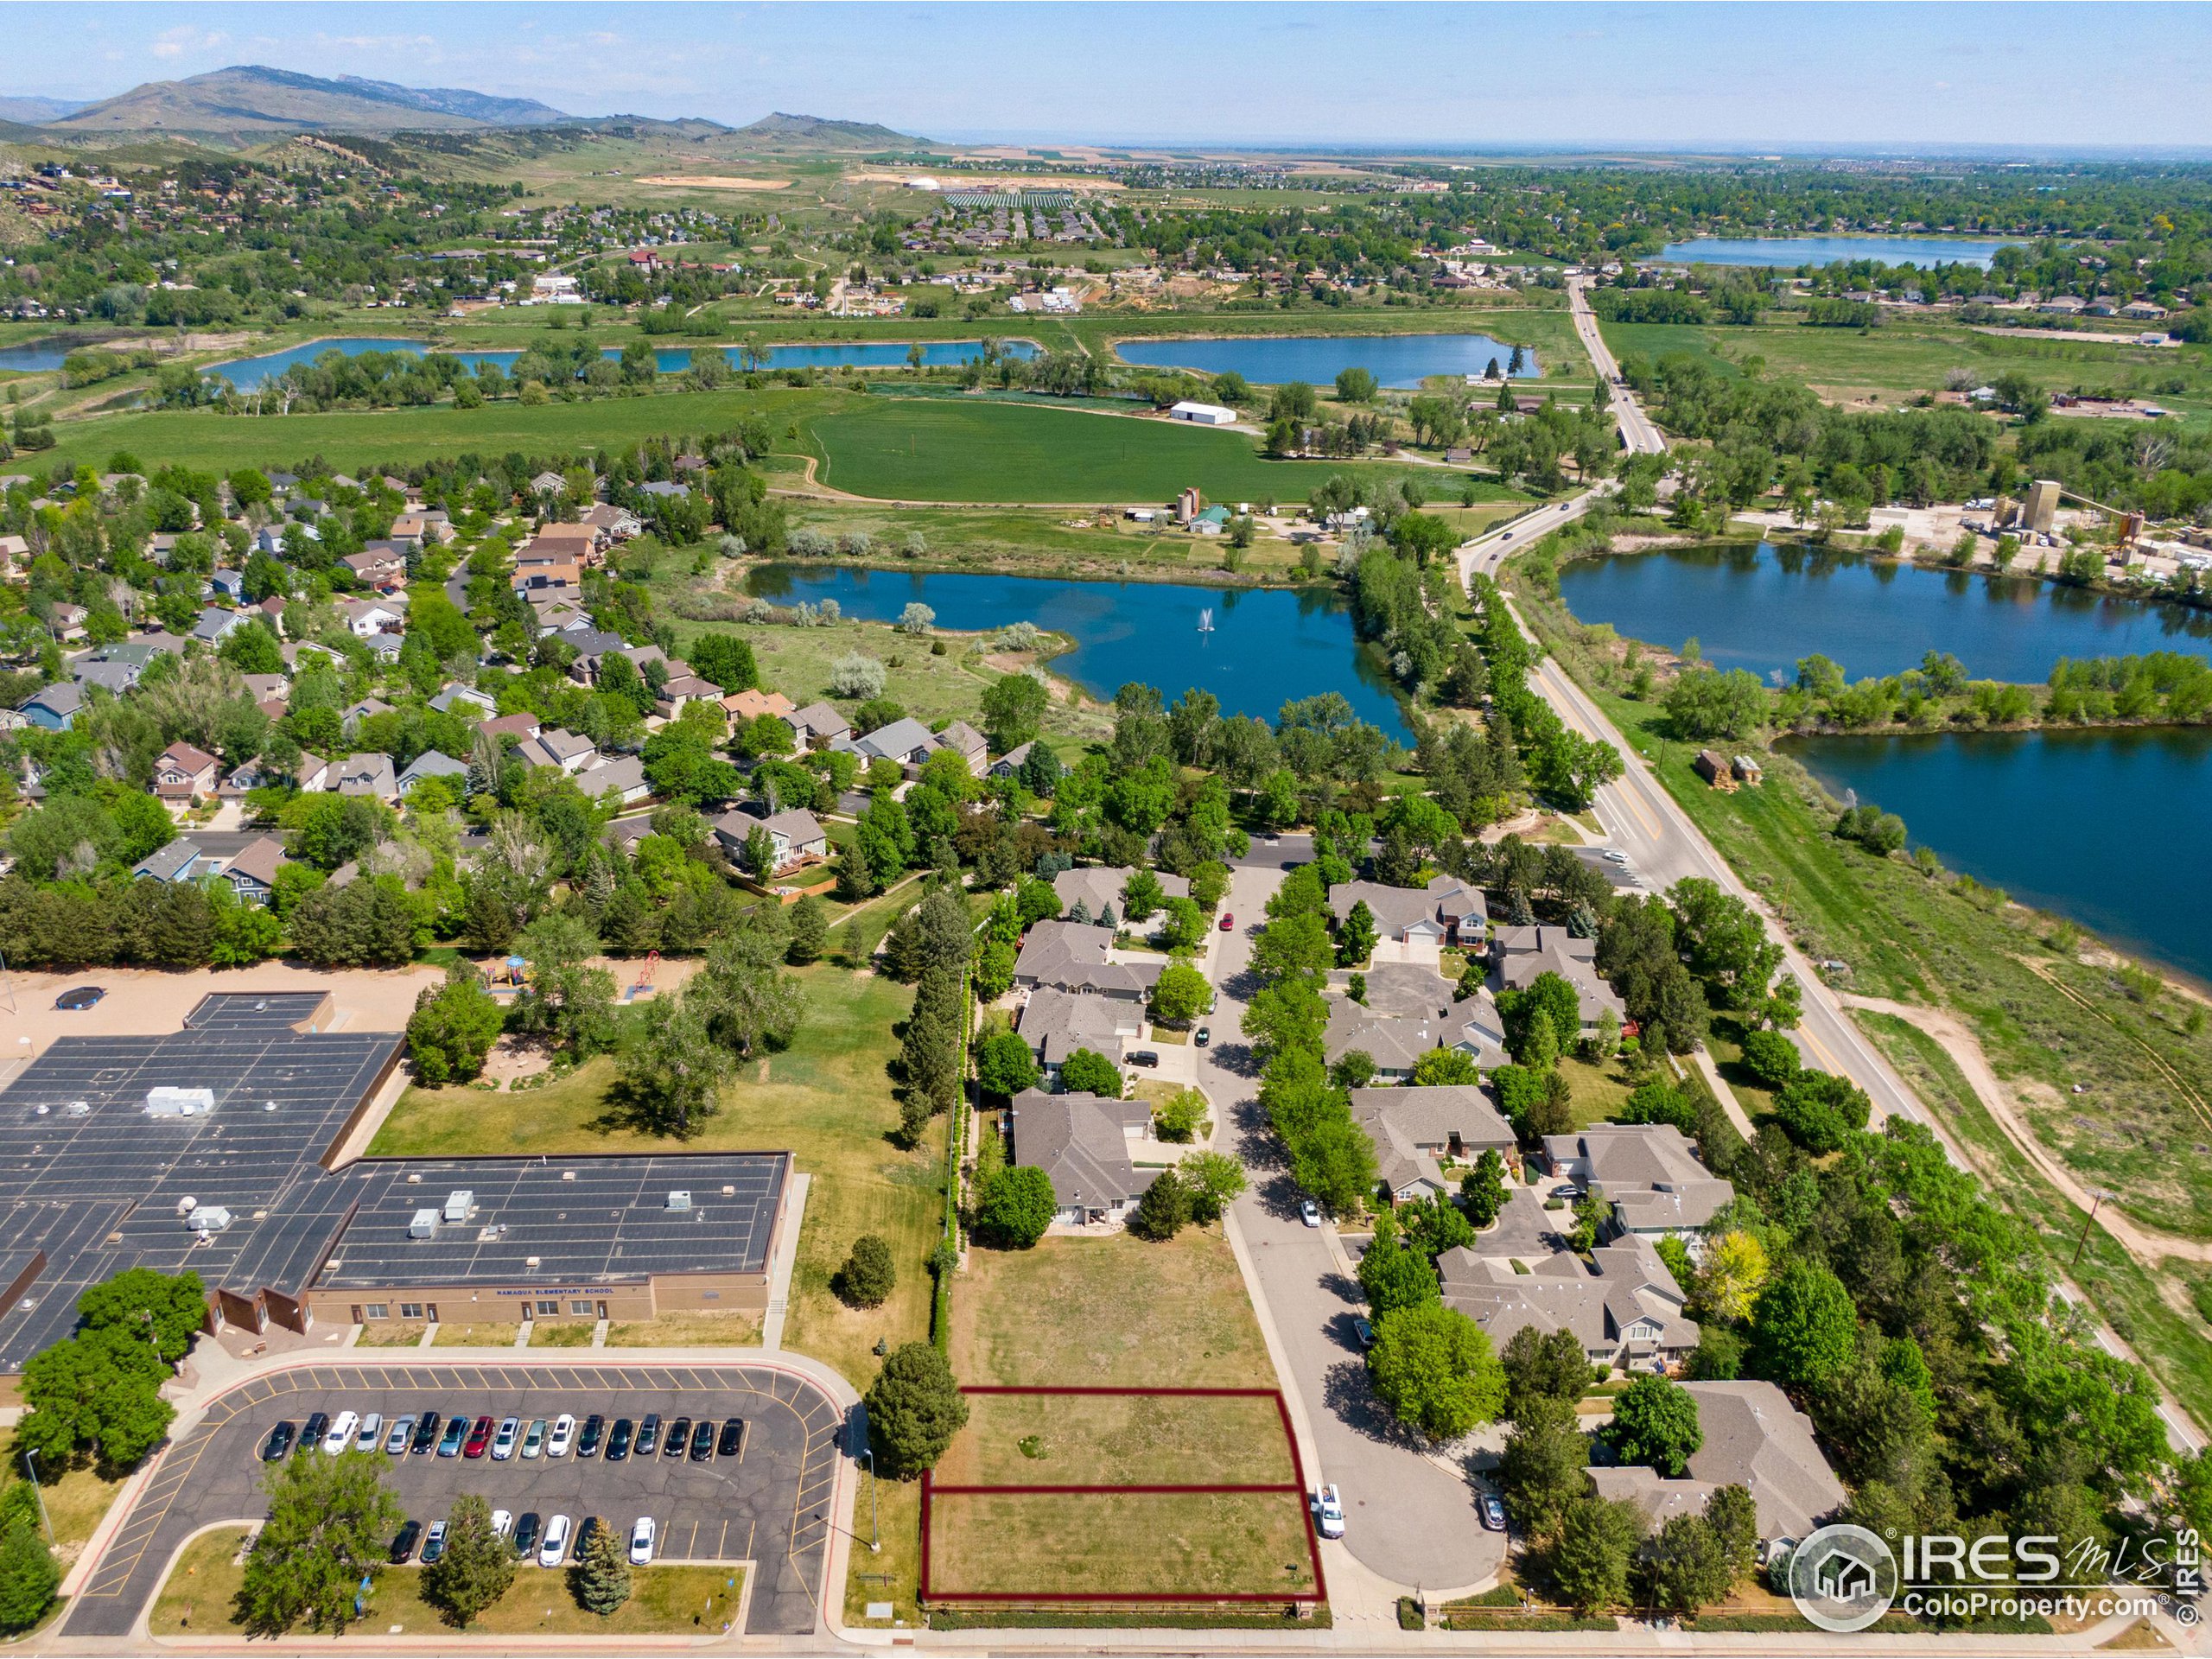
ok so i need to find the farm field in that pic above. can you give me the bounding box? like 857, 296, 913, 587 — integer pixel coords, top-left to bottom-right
797, 395, 1431, 504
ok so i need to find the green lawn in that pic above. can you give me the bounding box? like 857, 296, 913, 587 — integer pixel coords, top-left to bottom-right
372, 966, 940, 1393
926, 1491, 1316, 1599
936, 1392, 1294, 1487
798, 395, 1433, 505
149, 1527, 747, 1637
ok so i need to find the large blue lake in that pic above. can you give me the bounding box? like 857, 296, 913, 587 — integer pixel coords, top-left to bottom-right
1113, 334, 1540, 389
1650, 235, 2022, 269
744, 564, 1414, 741
207, 335, 1038, 391
1557, 542, 2212, 684
1789, 728, 2212, 983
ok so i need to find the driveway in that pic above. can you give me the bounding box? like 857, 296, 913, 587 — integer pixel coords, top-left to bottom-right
1198, 865, 1503, 1594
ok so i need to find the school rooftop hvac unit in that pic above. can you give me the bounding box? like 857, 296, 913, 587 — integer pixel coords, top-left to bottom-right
183, 1205, 232, 1233
144, 1087, 216, 1117
665, 1191, 691, 1212
409, 1209, 439, 1240
442, 1190, 475, 1223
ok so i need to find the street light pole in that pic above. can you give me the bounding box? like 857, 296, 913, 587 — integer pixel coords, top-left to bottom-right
858, 1447, 880, 1552
22, 1450, 52, 1547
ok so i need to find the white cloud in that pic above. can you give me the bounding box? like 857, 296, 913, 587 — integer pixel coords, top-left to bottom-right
149, 25, 226, 60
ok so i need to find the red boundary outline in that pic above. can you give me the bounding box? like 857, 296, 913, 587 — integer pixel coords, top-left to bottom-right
919, 1385, 1327, 1607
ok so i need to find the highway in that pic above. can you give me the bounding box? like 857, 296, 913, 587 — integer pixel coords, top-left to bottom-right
1567, 273, 1668, 454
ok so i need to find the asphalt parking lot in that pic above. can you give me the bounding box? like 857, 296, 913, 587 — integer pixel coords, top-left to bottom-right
63, 1361, 847, 1640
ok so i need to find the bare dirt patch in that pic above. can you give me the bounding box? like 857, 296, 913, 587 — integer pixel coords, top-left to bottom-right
635, 175, 791, 191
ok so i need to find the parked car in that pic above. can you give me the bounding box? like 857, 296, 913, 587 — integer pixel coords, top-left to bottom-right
388, 1520, 421, 1564
383, 1416, 413, 1455
1480, 1494, 1508, 1532
260, 1421, 296, 1462
607, 1418, 634, 1461
636, 1414, 661, 1456
489, 1510, 513, 1542
1218, 912, 1235, 931
1352, 1316, 1376, 1350
717, 1418, 746, 1459
662, 1416, 692, 1459
54, 986, 104, 1011
537, 1515, 571, 1569
462, 1415, 494, 1459
1193, 1026, 1211, 1047
421, 1520, 448, 1566
1312, 1484, 1346, 1539
358, 1413, 383, 1449
322, 1412, 359, 1454
300, 1411, 329, 1454
437, 1416, 467, 1457
411, 1412, 442, 1454
577, 1414, 604, 1459
521, 1419, 546, 1459
1300, 1199, 1322, 1228
511, 1511, 542, 1561
491, 1417, 520, 1460
629, 1516, 657, 1566
548, 1414, 576, 1458
690, 1419, 715, 1461
1126, 1051, 1160, 1069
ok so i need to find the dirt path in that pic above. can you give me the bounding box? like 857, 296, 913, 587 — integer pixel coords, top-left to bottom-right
1841, 992, 2212, 1267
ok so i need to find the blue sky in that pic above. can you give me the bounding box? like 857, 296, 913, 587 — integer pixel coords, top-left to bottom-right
10, 3, 2212, 152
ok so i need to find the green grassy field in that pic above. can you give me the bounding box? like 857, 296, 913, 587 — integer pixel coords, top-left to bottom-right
936, 1392, 1295, 1487
1601, 316, 2212, 413
149, 1527, 747, 1637
798, 396, 1428, 505
926, 1491, 1317, 1599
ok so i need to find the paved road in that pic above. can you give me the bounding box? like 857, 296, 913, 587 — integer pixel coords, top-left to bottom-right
1567, 275, 1668, 455
63, 1360, 847, 1640
1199, 864, 1503, 1594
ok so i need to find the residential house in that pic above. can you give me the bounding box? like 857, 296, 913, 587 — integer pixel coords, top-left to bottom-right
711, 807, 829, 871
516, 729, 597, 775
988, 741, 1035, 780
153, 741, 221, 803
639, 480, 689, 500
340, 696, 393, 733
340, 598, 404, 639
190, 607, 245, 646
221, 759, 279, 798
722, 689, 795, 723
529, 470, 567, 496
1324, 987, 1509, 1079
1541, 1124, 1736, 1240
17, 683, 81, 731
46, 605, 86, 643
524, 522, 604, 565
653, 673, 724, 718
511, 560, 581, 596
397, 751, 469, 793
578, 752, 650, 806
0, 533, 28, 576
429, 683, 498, 717
1330, 874, 1487, 948
785, 702, 853, 750
851, 716, 943, 772
1008, 1087, 1158, 1226
1016, 988, 1141, 1079
1052, 864, 1191, 923
131, 840, 207, 883
1348, 1085, 1515, 1164
1491, 925, 1629, 1029
341, 544, 407, 588
1440, 1231, 1700, 1374
1586, 1381, 1847, 1544
580, 503, 643, 540
293, 754, 332, 792
478, 711, 543, 745
333, 752, 399, 802
937, 720, 988, 778
206, 569, 247, 603
1010, 920, 1165, 1002
219, 835, 289, 906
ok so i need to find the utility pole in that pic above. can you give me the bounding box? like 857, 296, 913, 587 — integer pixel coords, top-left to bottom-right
2070, 1187, 2113, 1269
21, 1450, 51, 1547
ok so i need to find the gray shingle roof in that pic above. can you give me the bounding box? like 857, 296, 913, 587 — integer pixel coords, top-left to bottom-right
1586, 1381, 1847, 1541
1052, 865, 1190, 921
1009, 1088, 1155, 1211
1012, 921, 1164, 999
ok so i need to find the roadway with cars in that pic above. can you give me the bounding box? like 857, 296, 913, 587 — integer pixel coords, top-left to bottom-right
61, 1360, 846, 1640
1198, 864, 1506, 1596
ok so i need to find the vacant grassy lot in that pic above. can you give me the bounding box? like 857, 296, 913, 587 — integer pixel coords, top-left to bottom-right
798, 396, 1428, 505
373, 966, 938, 1392
149, 1526, 747, 1637
1601, 316, 2212, 415
926, 1490, 1316, 1599
936, 1392, 1294, 1488
950, 1229, 1274, 1389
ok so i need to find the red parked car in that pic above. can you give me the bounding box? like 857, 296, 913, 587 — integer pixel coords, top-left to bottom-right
463, 1415, 495, 1459
1218, 912, 1235, 931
